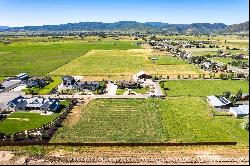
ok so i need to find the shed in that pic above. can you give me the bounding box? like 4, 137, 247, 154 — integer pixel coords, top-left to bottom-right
207, 95, 231, 108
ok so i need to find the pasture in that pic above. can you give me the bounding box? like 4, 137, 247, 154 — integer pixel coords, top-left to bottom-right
159, 97, 248, 145
51, 99, 166, 143
0, 40, 140, 76
51, 98, 249, 145
161, 80, 249, 97
51, 49, 203, 78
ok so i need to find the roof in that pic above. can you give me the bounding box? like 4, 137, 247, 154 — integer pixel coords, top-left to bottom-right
62, 76, 75, 81
230, 105, 249, 115
207, 95, 231, 107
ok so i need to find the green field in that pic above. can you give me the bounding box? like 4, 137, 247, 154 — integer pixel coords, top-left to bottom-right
0, 41, 140, 76
161, 80, 249, 97
150, 56, 186, 65
51, 99, 165, 143
51, 98, 249, 145
159, 97, 248, 145
0, 112, 58, 134
51, 49, 203, 77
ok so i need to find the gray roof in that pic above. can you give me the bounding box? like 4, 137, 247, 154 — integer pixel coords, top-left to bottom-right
207, 95, 231, 107
230, 105, 249, 115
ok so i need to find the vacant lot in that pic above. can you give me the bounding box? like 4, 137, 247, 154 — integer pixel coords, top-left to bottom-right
0, 41, 139, 76
159, 97, 248, 145
51, 49, 203, 77
51, 98, 248, 145
0, 112, 58, 134
161, 80, 249, 97
212, 57, 248, 64
51, 99, 166, 143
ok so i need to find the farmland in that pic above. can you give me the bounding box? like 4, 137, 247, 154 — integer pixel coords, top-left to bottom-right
159, 97, 249, 145
51, 99, 166, 143
51, 98, 249, 145
51, 49, 203, 78
0, 40, 140, 76
161, 80, 249, 97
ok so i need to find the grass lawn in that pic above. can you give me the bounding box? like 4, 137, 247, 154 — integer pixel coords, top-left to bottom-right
51, 49, 203, 77
161, 80, 249, 97
51, 99, 166, 143
0, 112, 58, 134
0, 41, 140, 76
132, 87, 150, 94
159, 97, 249, 145
0, 100, 70, 134
116, 89, 126, 95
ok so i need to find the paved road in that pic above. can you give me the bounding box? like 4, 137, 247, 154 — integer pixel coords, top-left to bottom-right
26, 94, 150, 99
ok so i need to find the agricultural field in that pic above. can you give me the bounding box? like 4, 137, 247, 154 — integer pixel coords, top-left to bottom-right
51, 49, 203, 78
51, 99, 166, 143
161, 80, 249, 97
51, 98, 249, 145
159, 97, 248, 145
149, 56, 186, 65
0, 40, 140, 76
0, 112, 58, 134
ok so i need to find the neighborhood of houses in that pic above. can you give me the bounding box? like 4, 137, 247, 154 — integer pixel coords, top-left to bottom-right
0, 71, 164, 117
148, 39, 249, 76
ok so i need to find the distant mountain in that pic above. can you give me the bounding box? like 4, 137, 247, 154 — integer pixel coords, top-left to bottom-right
223, 21, 249, 33
2, 21, 248, 34
0, 26, 9, 30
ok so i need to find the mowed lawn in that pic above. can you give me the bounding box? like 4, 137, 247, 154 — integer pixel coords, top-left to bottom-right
0, 41, 140, 76
159, 97, 249, 145
0, 112, 58, 134
51, 99, 166, 143
162, 80, 249, 97
51, 49, 203, 77
51, 98, 248, 145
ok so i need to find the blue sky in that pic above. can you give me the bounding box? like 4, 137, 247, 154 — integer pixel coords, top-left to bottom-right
0, 0, 248, 27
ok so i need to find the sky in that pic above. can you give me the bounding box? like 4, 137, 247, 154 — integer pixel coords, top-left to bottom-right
0, 0, 249, 27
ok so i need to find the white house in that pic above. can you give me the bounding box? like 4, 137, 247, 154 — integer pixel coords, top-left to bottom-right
207, 95, 231, 109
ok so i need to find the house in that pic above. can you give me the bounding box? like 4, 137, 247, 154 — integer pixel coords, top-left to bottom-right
26, 77, 47, 88
7, 96, 60, 112
207, 95, 232, 109
117, 80, 140, 89
134, 71, 152, 81
62, 76, 76, 87
16, 73, 29, 80
202, 62, 212, 70
229, 105, 249, 118
73, 81, 100, 91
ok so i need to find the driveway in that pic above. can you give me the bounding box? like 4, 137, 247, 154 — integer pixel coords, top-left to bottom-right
105, 82, 117, 95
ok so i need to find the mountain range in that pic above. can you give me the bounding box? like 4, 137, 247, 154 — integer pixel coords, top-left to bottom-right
1, 21, 249, 34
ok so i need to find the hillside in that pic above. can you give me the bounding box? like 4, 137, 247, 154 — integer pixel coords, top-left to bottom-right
224, 21, 249, 33
3, 21, 249, 34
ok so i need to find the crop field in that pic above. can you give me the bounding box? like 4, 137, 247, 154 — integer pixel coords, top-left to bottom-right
51, 99, 166, 143
51, 98, 248, 145
0, 112, 58, 134
51, 49, 203, 77
0, 41, 140, 76
212, 57, 248, 64
149, 56, 186, 65
161, 80, 249, 97
159, 97, 248, 145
